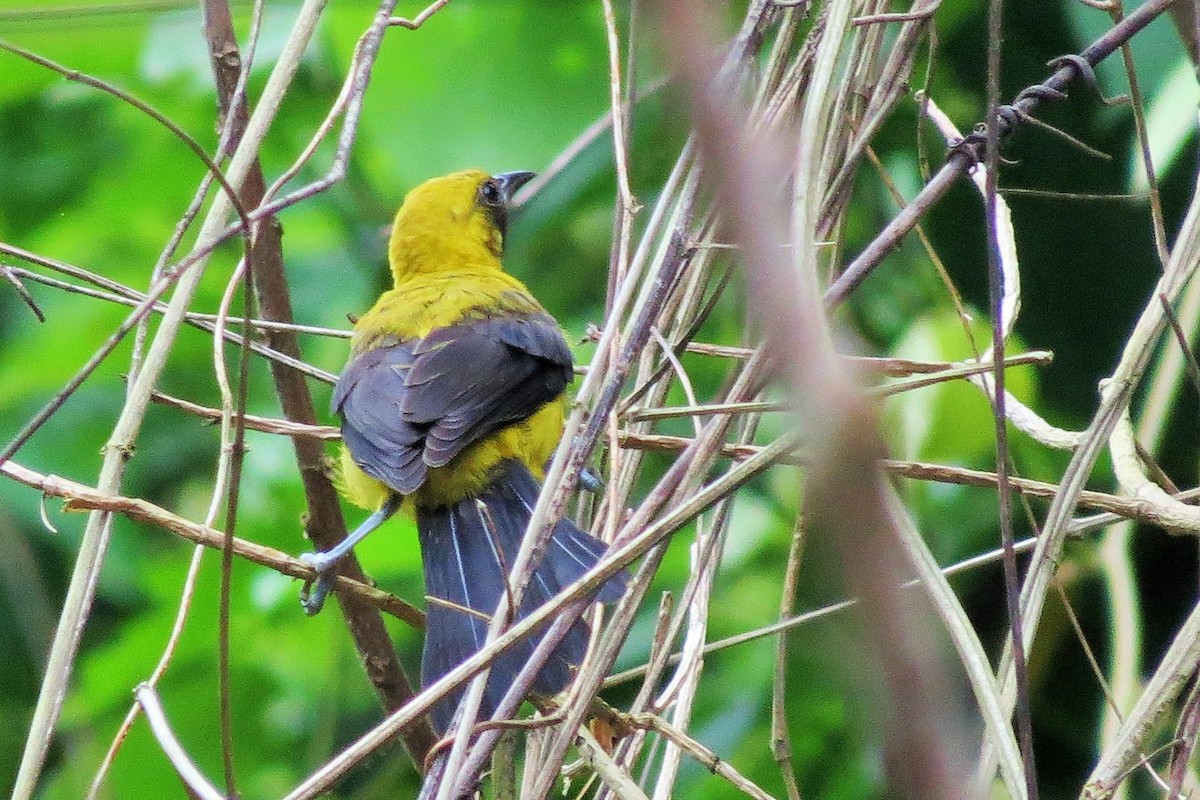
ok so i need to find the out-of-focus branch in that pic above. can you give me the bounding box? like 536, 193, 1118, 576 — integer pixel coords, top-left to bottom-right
656, 0, 978, 797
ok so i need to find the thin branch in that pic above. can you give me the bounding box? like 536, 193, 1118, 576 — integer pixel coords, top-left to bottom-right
1, 459, 423, 627
135, 685, 226, 800
825, 0, 1177, 307
389, 0, 453, 28
1, 264, 46, 321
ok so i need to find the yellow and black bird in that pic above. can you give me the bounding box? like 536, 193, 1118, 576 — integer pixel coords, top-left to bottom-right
301, 169, 626, 733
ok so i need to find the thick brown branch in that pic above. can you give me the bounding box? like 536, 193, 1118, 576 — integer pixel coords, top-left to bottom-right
201, 0, 435, 765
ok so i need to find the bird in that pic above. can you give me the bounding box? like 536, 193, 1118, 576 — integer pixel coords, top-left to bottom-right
300, 168, 627, 734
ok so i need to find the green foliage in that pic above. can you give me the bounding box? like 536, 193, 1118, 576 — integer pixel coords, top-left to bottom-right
1, 1, 1196, 798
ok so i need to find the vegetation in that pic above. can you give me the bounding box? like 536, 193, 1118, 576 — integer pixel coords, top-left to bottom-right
1, 0, 1198, 798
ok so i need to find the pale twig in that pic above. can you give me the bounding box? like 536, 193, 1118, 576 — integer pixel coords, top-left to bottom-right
389, 0, 453, 28
576, 726, 651, 800
770, 510, 804, 800
602, 0, 641, 311
1167, 677, 1200, 797
151, 391, 340, 438
629, 713, 776, 800
616, 431, 1200, 524
2, 256, 341, 372
1, 459, 422, 627
852, 8, 938, 25
1159, 293, 1200, 401
134, 685, 226, 800
87, 546, 207, 799
211, 257, 250, 792
650, 517, 719, 799
1105, 0, 1169, 266
626, 351, 1054, 421
1083, 599, 1200, 798
1, 264, 45, 321
10, 263, 349, 340
1109, 408, 1200, 532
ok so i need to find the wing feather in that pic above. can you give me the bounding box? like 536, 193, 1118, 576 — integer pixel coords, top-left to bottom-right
334, 312, 573, 495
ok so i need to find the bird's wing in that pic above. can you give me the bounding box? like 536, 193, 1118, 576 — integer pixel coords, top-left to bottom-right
333, 314, 574, 495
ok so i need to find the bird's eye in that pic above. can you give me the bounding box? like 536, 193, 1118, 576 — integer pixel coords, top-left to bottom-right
479, 179, 502, 206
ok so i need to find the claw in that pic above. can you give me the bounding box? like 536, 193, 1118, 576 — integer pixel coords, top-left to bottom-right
579, 466, 606, 493
300, 573, 335, 616
299, 551, 339, 615
295, 493, 403, 615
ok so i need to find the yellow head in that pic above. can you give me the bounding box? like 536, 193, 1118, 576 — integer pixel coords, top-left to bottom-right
387, 169, 536, 284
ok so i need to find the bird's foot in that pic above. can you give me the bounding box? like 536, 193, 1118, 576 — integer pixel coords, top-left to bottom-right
298, 551, 340, 616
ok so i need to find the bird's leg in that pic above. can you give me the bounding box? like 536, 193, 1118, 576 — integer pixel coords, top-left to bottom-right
542, 454, 606, 494
299, 493, 403, 615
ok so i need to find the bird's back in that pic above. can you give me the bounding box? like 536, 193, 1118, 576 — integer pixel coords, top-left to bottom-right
339, 268, 568, 511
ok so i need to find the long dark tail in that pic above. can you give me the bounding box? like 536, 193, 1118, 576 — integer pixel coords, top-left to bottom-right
415, 459, 626, 734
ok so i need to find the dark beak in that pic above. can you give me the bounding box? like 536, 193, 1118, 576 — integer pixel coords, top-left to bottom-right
493, 170, 537, 204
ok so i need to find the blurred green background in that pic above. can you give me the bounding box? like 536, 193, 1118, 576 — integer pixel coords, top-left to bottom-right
1, 1, 1197, 797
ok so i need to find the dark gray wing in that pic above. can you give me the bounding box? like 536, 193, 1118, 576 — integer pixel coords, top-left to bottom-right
333, 314, 574, 495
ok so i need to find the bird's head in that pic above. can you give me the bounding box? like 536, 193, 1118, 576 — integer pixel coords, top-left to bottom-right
387, 169, 535, 283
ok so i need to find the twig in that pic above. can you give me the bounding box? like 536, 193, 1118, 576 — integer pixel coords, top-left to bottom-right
1167, 676, 1200, 797
825, 0, 1177, 307
1, 264, 45, 321
0, 458, 423, 627
1159, 293, 1200, 401
771, 512, 804, 800
629, 713, 776, 800
982, 0, 1037, 785
576, 726, 651, 800
134, 685, 226, 800
151, 391, 340, 438
389, 0, 453, 28
1083, 599, 1200, 798
87, 546, 207, 799
5, 264, 338, 383
1109, 408, 1200, 532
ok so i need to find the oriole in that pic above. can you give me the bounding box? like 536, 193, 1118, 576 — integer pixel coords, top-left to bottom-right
301, 169, 626, 733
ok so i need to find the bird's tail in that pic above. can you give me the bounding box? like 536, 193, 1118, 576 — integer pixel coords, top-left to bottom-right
415, 459, 626, 734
